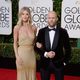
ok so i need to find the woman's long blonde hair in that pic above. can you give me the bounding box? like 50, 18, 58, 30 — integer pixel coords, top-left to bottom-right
17, 7, 32, 27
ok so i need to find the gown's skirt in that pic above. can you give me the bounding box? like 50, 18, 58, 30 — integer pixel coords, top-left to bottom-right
16, 45, 36, 80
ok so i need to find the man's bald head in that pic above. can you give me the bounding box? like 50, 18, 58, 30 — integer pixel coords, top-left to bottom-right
48, 11, 58, 18
47, 11, 58, 27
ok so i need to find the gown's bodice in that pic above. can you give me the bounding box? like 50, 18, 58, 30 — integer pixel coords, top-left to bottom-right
18, 28, 35, 47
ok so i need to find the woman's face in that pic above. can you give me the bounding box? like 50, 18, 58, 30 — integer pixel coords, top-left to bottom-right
21, 10, 30, 22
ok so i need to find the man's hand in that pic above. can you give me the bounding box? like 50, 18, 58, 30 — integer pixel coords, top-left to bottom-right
47, 51, 55, 58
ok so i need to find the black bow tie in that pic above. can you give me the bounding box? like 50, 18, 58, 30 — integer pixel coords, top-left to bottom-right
48, 28, 56, 31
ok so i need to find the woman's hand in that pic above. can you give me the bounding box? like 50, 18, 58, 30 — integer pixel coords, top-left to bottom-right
36, 42, 42, 48
16, 56, 23, 65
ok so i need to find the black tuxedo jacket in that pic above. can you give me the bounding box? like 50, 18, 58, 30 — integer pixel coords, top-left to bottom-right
36, 26, 71, 68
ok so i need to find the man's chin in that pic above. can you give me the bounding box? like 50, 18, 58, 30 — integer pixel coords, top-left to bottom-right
50, 25, 55, 27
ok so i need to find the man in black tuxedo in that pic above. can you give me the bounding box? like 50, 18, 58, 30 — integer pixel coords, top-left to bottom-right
36, 11, 71, 80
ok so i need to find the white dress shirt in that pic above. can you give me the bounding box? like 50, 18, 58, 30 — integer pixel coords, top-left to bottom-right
44, 26, 56, 58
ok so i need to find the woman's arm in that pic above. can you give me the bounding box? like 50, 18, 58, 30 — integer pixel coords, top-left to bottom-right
13, 26, 19, 58
13, 26, 23, 65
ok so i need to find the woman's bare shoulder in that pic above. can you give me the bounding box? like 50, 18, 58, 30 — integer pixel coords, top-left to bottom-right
14, 25, 20, 32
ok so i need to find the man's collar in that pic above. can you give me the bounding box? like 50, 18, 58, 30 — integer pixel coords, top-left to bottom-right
48, 25, 57, 29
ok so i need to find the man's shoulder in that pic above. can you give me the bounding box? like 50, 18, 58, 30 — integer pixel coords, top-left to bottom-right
58, 27, 69, 37
59, 27, 67, 32
39, 27, 47, 31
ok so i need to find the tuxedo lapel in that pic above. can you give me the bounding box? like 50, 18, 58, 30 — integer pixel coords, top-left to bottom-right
52, 27, 59, 50
45, 27, 51, 50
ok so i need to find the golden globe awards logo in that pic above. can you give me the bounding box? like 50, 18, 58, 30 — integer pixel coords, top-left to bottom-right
0, 0, 12, 35
61, 0, 80, 38
64, 7, 80, 30
29, 7, 50, 28
0, 7, 9, 28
